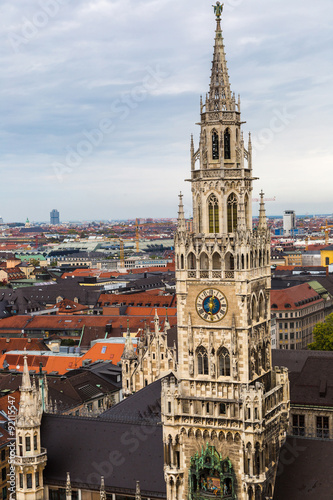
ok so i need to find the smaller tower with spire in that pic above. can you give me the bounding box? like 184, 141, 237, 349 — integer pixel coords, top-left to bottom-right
13, 355, 47, 500
121, 321, 138, 397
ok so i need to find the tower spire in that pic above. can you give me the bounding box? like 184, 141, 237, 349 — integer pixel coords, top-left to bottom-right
122, 320, 137, 360
100, 476, 106, 500
258, 190, 268, 233
135, 481, 142, 500
66, 472, 72, 500
21, 353, 31, 391
208, 2, 232, 111
177, 192, 186, 233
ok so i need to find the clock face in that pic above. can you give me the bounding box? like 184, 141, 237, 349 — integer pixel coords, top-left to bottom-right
196, 288, 228, 323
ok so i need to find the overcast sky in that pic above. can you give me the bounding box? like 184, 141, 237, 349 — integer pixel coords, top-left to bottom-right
1, 0, 333, 222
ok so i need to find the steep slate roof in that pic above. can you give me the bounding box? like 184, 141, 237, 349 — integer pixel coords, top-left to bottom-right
274, 437, 333, 499
272, 349, 333, 407
41, 406, 166, 497
101, 379, 162, 424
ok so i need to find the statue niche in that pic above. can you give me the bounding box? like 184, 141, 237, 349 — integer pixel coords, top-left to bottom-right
189, 444, 235, 499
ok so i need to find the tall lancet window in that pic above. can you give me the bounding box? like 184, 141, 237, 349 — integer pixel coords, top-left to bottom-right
224, 129, 231, 160
244, 193, 249, 229
208, 194, 219, 233
227, 193, 238, 233
212, 131, 219, 160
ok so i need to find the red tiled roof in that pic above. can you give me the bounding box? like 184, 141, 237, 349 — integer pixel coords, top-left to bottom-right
271, 283, 323, 311
0, 338, 47, 352
0, 341, 137, 375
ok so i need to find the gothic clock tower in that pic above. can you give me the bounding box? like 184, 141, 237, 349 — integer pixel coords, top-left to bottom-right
161, 4, 289, 500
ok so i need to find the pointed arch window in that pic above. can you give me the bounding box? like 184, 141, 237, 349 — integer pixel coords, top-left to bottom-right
212, 252, 221, 270
218, 347, 230, 376
212, 131, 219, 160
245, 194, 249, 229
208, 194, 220, 233
197, 346, 208, 375
224, 129, 231, 160
188, 252, 196, 270
227, 193, 238, 233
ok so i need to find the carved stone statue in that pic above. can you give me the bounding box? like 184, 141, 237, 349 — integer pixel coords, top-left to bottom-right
213, 2, 224, 19
232, 356, 238, 379
265, 344, 271, 370
189, 357, 194, 376
210, 360, 216, 376
251, 354, 256, 377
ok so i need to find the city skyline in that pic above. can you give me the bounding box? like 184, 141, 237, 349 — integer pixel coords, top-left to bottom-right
1, 0, 333, 221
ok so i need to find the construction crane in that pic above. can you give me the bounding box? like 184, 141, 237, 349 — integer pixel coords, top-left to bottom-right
136, 219, 140, 253
320, 220, 333, 246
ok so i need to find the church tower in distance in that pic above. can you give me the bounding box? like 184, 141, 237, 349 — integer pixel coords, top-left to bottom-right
161, 4, 289, 499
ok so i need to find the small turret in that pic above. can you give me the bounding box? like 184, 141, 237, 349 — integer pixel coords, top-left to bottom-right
164, 308, 170, 332
248, 132, 252, 170
135, 480, 142, 500
66, 472, 72, 500
258, 190, 268, 234
154, 309, 160, 335
122, 320, 137, 361
177, 193, 186, 234
191, 134, 195, 171
100, 476, 106, 500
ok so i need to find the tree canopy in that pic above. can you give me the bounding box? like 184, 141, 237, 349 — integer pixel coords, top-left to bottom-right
308, 313, 333, 351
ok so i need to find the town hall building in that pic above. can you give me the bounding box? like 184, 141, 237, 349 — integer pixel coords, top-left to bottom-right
12, 4, 293, 500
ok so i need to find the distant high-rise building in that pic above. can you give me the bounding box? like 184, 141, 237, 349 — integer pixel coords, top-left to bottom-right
283, 210, 296, 236
50, 209, 60, 225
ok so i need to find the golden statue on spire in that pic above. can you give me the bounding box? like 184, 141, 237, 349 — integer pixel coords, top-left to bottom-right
213, 1, 224, 19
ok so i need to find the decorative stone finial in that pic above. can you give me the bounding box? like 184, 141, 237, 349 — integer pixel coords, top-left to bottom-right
100, 476, 106, 500
135, 481, 142, 500
66, 472, 72, 500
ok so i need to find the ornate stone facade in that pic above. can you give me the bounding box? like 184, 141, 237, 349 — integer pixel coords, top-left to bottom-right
161, 5, 290, 500
13, 356, 47, 500
122, 313, 177, 396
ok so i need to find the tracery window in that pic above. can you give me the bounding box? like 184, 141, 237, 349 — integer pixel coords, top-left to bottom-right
208, 194, 219, 233
212, 131, 219, 160
197, 346, 209, 375
218, 347, 230, 376
188, 252, 196, 270
224, 129, 231, 160
227, 193, 238, 233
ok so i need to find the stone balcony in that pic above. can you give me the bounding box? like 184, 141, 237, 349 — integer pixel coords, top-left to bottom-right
14, 448, 47, 466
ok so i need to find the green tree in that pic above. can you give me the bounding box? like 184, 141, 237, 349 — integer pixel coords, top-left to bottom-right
308, 313, 333, 351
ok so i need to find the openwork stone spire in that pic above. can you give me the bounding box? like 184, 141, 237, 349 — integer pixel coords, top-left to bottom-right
208, 2, 232, 111
177, 192, 186, 233
100, 476, 106, 500
258, 190, 268, 234
135, 481, 142, 500
66, 472, 72, 500
21, 354, 32, 391
122, 320, 137, 360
